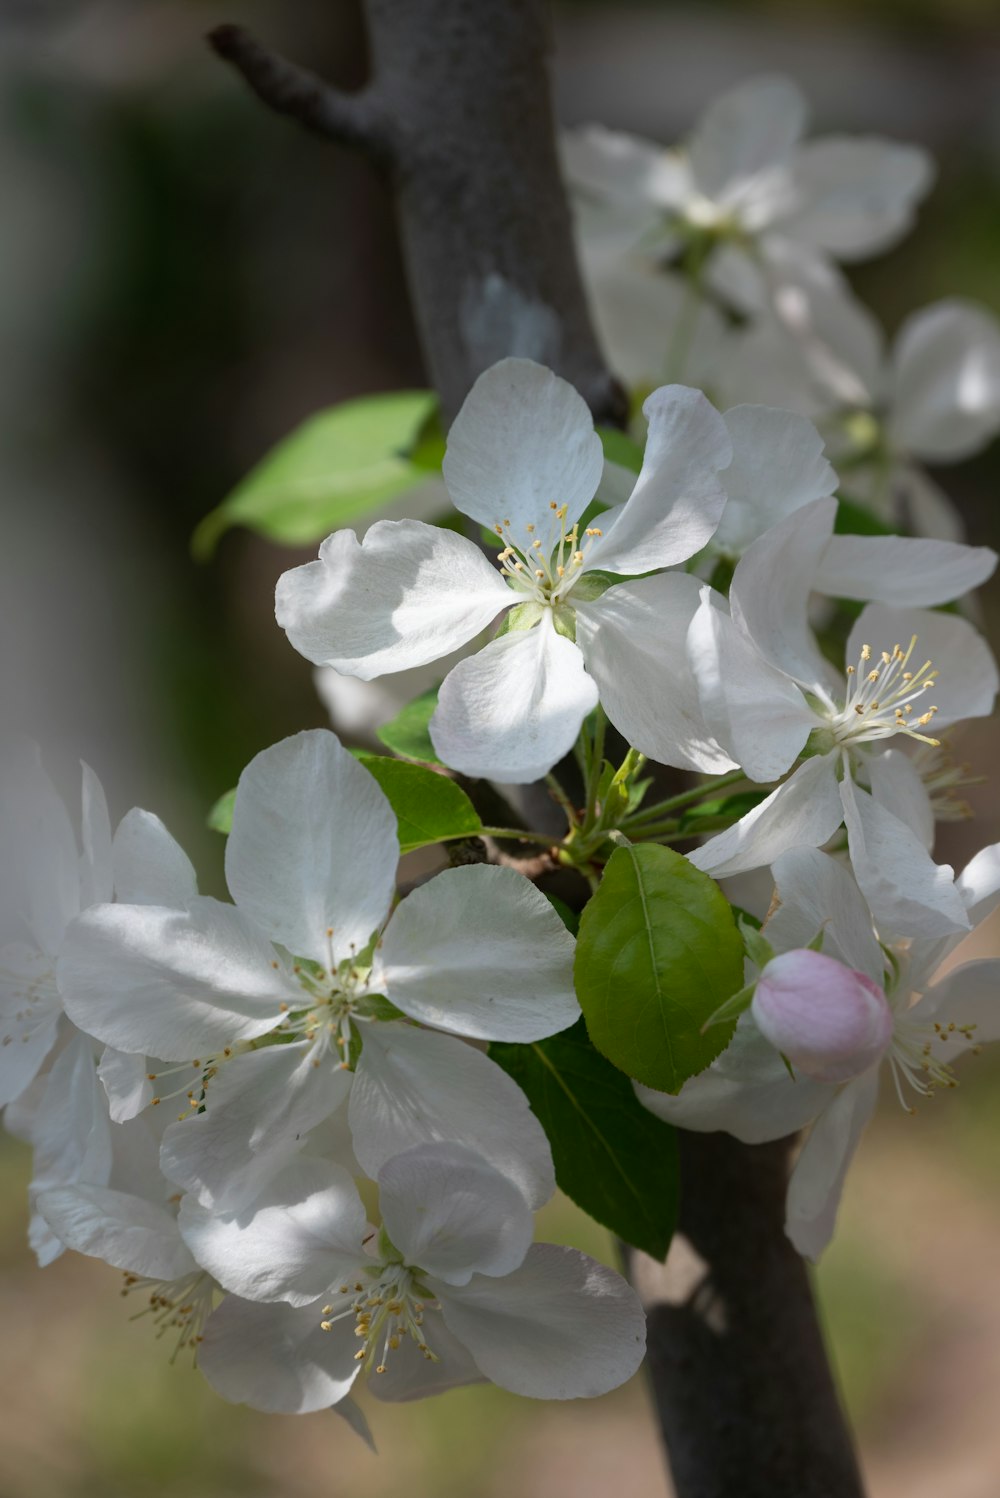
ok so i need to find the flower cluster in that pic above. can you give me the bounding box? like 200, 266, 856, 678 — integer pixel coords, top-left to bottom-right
5, 73, 1000, 1436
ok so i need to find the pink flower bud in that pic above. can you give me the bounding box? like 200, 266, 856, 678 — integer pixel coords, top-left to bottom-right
751, 949, 893, 1084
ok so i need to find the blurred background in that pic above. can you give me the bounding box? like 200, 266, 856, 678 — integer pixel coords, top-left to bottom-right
2, 1, 1000, 1494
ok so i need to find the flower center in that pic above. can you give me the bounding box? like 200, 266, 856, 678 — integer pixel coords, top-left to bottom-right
886, 1010, 981, 1114
911, 738, 981, 822
0, 944, 61, 1049
494, 502, 603, 608
319, 1262, 438, 1375
827, 637, 940, 750
121, 1267, 214, 1364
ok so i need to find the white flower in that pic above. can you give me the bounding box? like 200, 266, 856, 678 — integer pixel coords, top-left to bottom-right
638, 843, 1000, 1258
58, 729, 576, 1213
563, 75, 932, 316
276, 358, 733, 783
681, 498, 997, 934
727, 289, 1000, 539
181, 1141, 646, 1412
0, 745, 196, 1263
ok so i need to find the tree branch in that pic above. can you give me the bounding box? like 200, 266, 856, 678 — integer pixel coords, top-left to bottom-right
207, 24, 391, 163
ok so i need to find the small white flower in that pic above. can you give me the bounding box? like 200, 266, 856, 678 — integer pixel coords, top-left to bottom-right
58, 729, 576, 1214
563, 75, 933, 316
681, 499, 997, 934
182, 1141, 646, 1412
276, 358, 734, 782
639, 844, 1000, 1258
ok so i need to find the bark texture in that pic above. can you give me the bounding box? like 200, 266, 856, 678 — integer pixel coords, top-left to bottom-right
209, 6, 865, 1493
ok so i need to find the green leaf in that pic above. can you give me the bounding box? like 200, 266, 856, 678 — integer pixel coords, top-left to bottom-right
375, 687, 442, 764
490, 1020, 679, 1260
354, 753, 481, 854
193, 391, 441, 557
207, 787, 237, 834
679, 790, 767, 831
575, 842, 744, 1092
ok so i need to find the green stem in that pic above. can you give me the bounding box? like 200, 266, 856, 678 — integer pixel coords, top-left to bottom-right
437, 826, 556, 848
623, 769, 747, 826
583, 708, 607, 825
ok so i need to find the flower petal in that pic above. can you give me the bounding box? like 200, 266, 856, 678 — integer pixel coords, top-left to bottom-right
814, 534, 996, 608
160, 1040, 352, 1214
97, 1047, 153, 1124
584, 386, 730, 575
79, 764, 113, 909
111, 809, 198, 907
867, 748, 934, 852
729, 497, 840, 690
226, 729, 398, 965
635, 1014, 830, 1144
912, 958, 1000, 1058
578, 575, 737, 774
430, 616, 598, 784
781, 137, 933, 259
350, 1023, 554, 1210
889, 299, 1000, 462
442, 359, 604, 535
711, 405, 836, 558
199, 1297, 359, 1414
58, 897, 295, 1060
275, 521, 509, 677
686, 589, 816, 781
839, 775, 969, 939
380, 865, 577, 1042
785, 1070, 880, 1260
581, 262, 727, 390
846, 604, 998, 729
562, 124, 689, 213
957, 842, 1000, 928
365, 1308, 486, 1402
689, 754, 844, 879
0, 942, 62, 1106
38, 1184, 196, 1281
179, 1156, 367, 1305
688, 75, 806, 205
768, 847, 884, 984
437, 1242, 645, 1399
378, 1142, 533, 1286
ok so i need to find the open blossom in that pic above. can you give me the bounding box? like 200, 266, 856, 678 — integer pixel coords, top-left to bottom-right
562, 74, 932, 317
276, 357, 734, 783
727, 287, 1000, 539
639, 843, 1000, 1258
58, 729, 576, 1213
681, 498, 997, 934
181, 1141, 646, 1412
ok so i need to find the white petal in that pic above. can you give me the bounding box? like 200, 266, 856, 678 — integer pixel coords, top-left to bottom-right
562, 124, 689, 212
581, 262, 727, 390
275, 521, 509, 677
4, 753, 80, 955
441, 359, 603, 534
366, 1308, 486, 1402
437, 1242, 645, 1399
58, 898, 295, 1060
430, 616, 598, 784
846, 604, 998, 729
957, 842, 1000, 929
378, 1142, 533, 1286
0, 942, 61, 1105
889, 299, 1000, 462
781, 137, 933, 259
199, 1297, 359, 1414
914, 959, 1000, 1058
350, 1023, 554, 1210
768, 847, 884, 984
28, 1030, 113, 1206
97, 1047, 153, 1123
688, 75, 806, 204
635, 1014, 831, 1143
729, 497, 840, 690
712, 405, 836, 558
160, 1040, 352, 1214
226, 729, 398, 965
578, 575, 737, 774
839, 775, 969, 939
814, 534, 996, 607
785, 1070, 880, 1260
380, 865, 577, 1041
111, 809, 198, 907
79, 764, 113, 909
868, 749, 934, 852
179, 1156, 367, 1305
686, 590, 816, 782
689, 754, 844, 878
38, 1184, 196, 1280
585, 386, 730, 575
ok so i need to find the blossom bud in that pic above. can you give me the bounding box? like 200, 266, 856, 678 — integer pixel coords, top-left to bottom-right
751, 949, 893, 1084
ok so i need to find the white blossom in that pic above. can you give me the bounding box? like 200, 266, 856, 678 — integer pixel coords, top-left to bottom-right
182, 1141, 646, 1412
